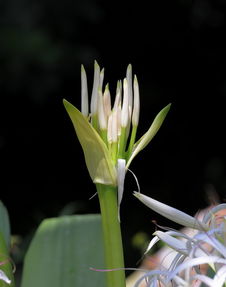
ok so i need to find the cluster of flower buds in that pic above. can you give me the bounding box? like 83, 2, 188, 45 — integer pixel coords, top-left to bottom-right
81, 61, 140, 164
63, 62, 170, 197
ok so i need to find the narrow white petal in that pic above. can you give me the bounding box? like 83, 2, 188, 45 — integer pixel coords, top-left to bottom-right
103, 84, 111, 118
121, 78, 129, 127
99, 68, 105, 91
0, 270, 11, 284
117, 159, 126, 221
132, 75, 140, 126
107, 113, 113, 143
144, 235, 160, 254
97, 89, 107, 130
134, 192, 208, 231
193, 274, 214, 286
111, 109, 118, 142
195, 232, 226, 258
213, 265, 226, 287
154, 231, 188, 255
126, 64, 133, 115
113, 81, 121, 110
167, 256, 226, 282
81, 65, 89, 116
90, 60, 100, 116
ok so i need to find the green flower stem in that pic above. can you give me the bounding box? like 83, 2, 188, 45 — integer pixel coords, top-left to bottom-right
96, 184, 126, 287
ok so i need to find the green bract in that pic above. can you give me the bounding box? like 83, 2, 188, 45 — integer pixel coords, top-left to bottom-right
63, 100, 117, 186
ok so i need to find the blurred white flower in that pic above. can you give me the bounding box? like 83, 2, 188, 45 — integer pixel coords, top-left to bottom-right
134, 193, 226, 287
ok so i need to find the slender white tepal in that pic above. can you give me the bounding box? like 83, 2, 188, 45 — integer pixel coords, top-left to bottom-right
121, 78, 129, 127
90, 61, 100, 116
99, 68, 105, 91
98, 89, 107, 130
103, 84, 111, 118
132, 75, 140, 126
126, 64, 133, 116
81, 65, 89, 117
134, 192, 208, 231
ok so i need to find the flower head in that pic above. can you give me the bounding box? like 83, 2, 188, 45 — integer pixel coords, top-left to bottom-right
63, 62, 170, 205
134, 192, 226, 286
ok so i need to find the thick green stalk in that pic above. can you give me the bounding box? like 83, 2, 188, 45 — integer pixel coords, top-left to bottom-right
96, 184, 126, 287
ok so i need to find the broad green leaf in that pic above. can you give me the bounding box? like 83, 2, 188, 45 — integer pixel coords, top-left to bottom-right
0, 202, 10, 248
63, 99, 117, 186
126, 103, 171, 168
21, 214, 106, 287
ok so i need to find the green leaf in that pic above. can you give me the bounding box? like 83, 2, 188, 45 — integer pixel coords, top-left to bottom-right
21, 214, 106, 287
63, 99, 117, 186
0, 201, 10, 248
126, 103, 171, 168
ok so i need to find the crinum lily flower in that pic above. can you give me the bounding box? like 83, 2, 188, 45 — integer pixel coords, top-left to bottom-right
134, 192, 226, 287
63, 61, 171, 208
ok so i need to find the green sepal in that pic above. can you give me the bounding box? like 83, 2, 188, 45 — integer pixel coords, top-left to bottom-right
63, 99, 117, 186
126, 103, 171, 168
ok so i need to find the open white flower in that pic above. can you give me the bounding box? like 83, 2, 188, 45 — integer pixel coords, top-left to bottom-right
134, 193, 226, 286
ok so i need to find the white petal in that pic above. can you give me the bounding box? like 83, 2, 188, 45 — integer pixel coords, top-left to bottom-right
117, 159, 126, 221
134, 192, 208, 231
97, 89, 107, 130
90, 60, 100, 116
99, 68, 105, 91
192, 274, 214, 286
213, 265, 226, 287
121, 78, 129, 127
81, 65, 89, 117
0, 270, 11, 284
154, 231, 188, 255
126, 64, 133, 118
103, 84, 111, 118
132, 75, 140, 126
144, 235, 160, 254
167, 256, 226, 282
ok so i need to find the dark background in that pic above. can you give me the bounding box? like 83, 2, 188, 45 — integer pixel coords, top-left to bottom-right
1, 0, 226, 271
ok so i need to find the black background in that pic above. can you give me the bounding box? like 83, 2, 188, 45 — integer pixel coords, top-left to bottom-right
1, 0, 226, 269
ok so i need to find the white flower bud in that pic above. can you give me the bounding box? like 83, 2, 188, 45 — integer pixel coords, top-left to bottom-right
81, 65, 88, 117
132, 75, 140, 126
90, 60, 100, 116
103, 84, 111, 118
121, 78, 129, 127
97, 89, 107, 130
